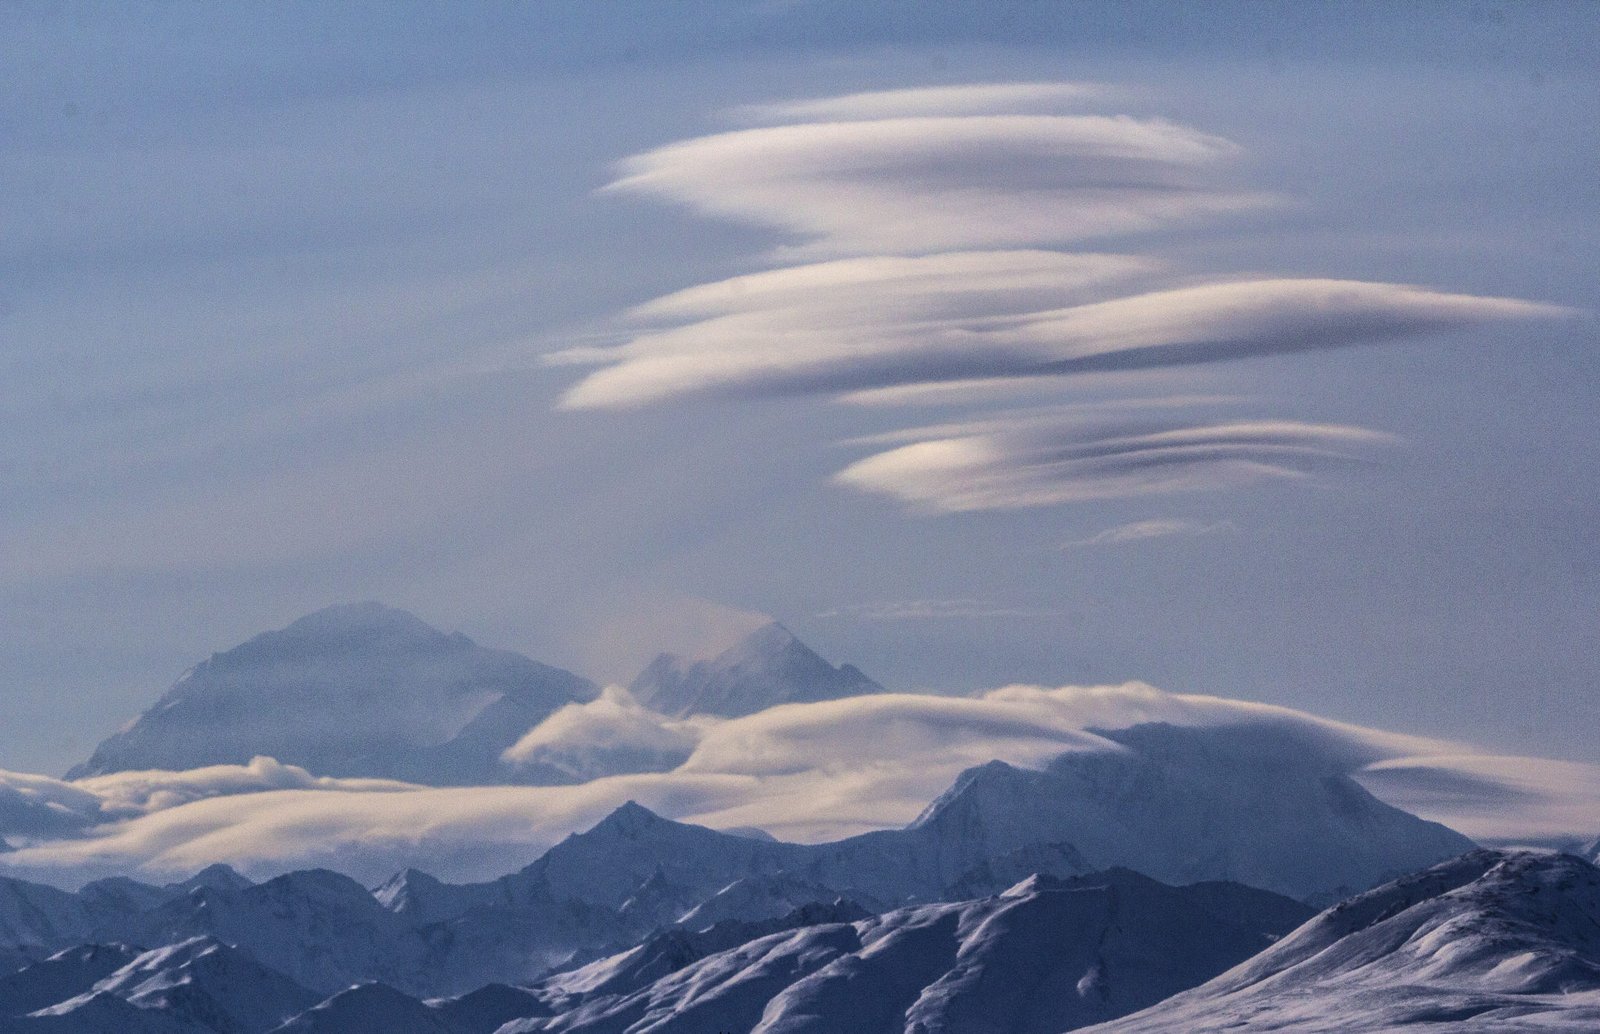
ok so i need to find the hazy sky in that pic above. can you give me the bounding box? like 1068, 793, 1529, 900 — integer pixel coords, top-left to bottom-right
4, 2, 1598, 775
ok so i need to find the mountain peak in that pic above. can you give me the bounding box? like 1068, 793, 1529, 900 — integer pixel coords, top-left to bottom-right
67, 604, 596, 783
630, 621, 883, 718
591, 800, 668, 837
280, 601, 445, 641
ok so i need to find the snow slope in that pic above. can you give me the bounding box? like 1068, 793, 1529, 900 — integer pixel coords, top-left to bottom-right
0, 945, 142, 1017
267, 982, 454, 1033
1083, 849, 1600, 1032
68, 603, 597, 784
908, 722, 1476, 900
499, 868, 1310, 1033
630, 622, 882, 717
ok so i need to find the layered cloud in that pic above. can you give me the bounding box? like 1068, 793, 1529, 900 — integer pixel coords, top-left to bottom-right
551, 81, 1575, 514
837, 416, 1395, 512
3, 682, 1595, 886
606, 112, 1264, 254
560, 276, 1564, 410
736, 82, 1112, 122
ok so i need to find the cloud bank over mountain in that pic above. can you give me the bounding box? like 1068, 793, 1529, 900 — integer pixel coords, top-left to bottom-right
3, 681, 1595, 886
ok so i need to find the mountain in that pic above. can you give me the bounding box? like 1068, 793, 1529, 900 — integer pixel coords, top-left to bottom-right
907, 721, 1476, 900
73, 937, 319, 1034
411, 797, 1089, 935
1083, 849, 1600, 1032
502, 868, 1312, 1034
0, 945, 142, 1018
267, 982, 453, 1033
0, 879, 94, 951
0, 991, 209, 1033
130, 870, 416, 997
629, 621, 882, 717
68, 603, 597, 784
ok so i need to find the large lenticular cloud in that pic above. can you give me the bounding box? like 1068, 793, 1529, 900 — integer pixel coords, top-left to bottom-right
551, 82, 1572, 512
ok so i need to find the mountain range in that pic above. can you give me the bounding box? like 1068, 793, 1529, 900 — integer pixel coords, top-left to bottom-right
1082, 849, 1600, 1032
1, 849, 1596, 1032
15, 602, 1598, 1029
67, 605, 883, 785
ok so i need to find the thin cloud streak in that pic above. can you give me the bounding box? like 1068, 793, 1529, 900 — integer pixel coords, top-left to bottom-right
1062, 518, 1238, 548
558, 277, 1570, 410
814, 599, 1064, 621
736, 82, 1113, 123
836, 418, 1399, 512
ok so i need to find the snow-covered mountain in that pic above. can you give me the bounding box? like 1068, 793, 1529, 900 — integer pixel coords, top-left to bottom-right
52, 936, 318, 1034
496, 867, 1310, 1033
2, 719, 1484, 999
0, 945, 142, 1018
908, 722, 1476, 900
129, 870, 418, 996
1082, 849, 1600, 1032
68, 603, 597, 784
387, 797, 1091, 939
267, 982, 455, 1033
629, 621, 883, 717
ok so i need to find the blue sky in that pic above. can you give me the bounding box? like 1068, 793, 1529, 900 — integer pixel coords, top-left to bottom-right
3, 1, 1598, 774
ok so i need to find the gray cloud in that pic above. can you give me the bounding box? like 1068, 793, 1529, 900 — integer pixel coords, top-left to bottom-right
836, 417, 1398, 512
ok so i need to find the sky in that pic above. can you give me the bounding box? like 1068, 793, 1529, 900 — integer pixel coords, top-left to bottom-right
3, 1, 1599, 777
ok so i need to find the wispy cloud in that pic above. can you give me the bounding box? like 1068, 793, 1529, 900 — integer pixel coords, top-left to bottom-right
836, 417, 1398, 512
605, 113, 1267, 256
560, 275, 1565, 411
1061, 518, 1237, 548
736, 82, 1113, 122
814, 599, 1063, 621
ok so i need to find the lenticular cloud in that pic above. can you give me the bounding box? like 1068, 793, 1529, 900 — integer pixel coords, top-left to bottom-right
552, 81, 1571, 511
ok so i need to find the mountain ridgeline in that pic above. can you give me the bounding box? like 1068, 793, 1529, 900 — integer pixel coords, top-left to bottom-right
2, 845, 1599, 1032
67, 605, 884, 783
629, 620, 883, 717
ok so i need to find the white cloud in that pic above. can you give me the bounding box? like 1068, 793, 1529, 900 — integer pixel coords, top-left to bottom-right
76, 756, 417, 816
3, 682, 1594, 885
606, 113, 1267, 255
836, 417, 1397, 512
814, 599, 1063, 620
1061, 518, 1237, 548
1355, 754, 1600, 845
736, 82, 1112, 123
501, 687, 709, 781
559, 276, 1569, 410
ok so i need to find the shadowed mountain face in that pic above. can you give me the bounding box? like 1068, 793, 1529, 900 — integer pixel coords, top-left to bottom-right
629, 621, 883, 718
1084, 850, 1600, 1033
909, 722, 1477, 901
502, 868, 1313, 1034
67, 603, 597, 784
